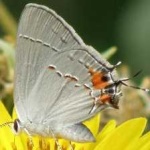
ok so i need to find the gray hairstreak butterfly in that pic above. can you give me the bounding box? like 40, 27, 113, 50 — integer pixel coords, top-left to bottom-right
12, 3, 149, 143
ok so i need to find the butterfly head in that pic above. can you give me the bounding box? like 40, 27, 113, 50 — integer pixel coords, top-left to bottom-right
105, 71, 149, 109
101, 81, 122, 109
96, 67, 149, 110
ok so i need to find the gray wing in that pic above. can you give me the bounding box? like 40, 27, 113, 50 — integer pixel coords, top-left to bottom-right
53, 123, 95, 142
14, 3, 115, 126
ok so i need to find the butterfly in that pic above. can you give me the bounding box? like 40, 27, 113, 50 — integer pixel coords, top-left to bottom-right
12, 3, 148, 142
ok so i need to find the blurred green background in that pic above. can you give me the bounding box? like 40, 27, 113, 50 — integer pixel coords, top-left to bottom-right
0, 0, 150, 80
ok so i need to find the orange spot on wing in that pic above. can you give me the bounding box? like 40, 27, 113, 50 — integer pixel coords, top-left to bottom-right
100, 94, 111, 103
89, 68, 109, 89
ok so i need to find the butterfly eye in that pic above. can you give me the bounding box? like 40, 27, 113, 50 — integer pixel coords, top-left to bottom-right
108, 88, 114, 94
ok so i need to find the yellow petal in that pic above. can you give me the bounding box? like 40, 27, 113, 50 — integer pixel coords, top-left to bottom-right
83, 113, 100, 136
133, 131, 150, 150
0, 101, 24, 149
0, 101, 12, 122
0, 101, 14, 149
96, 120, 116, 142
12, 107, 18, 120
95, 118, 146, 150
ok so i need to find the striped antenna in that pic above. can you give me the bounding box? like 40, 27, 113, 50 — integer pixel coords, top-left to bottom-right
118, 70, 149, 92
0, 121, 14, 128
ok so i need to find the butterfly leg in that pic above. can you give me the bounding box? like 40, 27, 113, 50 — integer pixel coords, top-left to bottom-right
55, 138, 62, 150
49, 128, 62, 150
89, 95, 110, 114
89, 97, 102, 114
69, 141, 75, 150
24, 129, 34, 148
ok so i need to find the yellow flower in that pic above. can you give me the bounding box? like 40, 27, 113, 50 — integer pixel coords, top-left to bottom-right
0, 101, 150, 150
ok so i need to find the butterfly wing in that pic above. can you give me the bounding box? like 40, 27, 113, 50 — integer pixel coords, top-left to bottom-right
15, 4, 117, 127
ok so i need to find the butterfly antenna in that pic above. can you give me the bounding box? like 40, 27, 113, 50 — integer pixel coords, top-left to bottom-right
120, 70, 143, 82
119, 70, 149, 92
120, 81, 149, 92
0, 121, 14, 128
